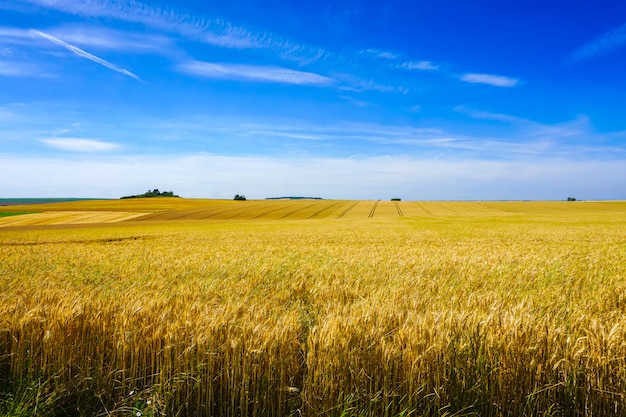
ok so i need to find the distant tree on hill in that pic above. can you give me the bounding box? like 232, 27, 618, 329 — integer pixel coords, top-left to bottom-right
234, 194, 247, 201
120, 189, 179, 199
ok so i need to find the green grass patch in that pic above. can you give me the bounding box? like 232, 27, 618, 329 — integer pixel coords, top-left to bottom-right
0, 212, 33, 218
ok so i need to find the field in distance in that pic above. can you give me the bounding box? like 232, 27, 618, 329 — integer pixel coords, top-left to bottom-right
1, 198, 625, 416
1, 198, 625, 227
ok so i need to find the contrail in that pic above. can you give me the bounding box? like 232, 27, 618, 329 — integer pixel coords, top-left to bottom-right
31, 29, 141, 81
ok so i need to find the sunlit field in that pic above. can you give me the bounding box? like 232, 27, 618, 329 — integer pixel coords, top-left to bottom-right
1, 199, 625, 416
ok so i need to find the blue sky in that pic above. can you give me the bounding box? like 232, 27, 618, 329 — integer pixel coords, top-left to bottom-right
1, 0, 626, 200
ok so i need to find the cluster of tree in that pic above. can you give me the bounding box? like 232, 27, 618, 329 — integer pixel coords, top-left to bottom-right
120, 189, 179, 199
234, 194, 247, 201
567, 197, 577, 201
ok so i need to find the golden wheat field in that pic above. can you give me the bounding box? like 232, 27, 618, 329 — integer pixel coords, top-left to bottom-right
1, 198, 626, 416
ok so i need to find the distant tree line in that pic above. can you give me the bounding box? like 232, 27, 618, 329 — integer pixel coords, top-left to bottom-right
121, 189, 179, 199
234, 194, 247, 201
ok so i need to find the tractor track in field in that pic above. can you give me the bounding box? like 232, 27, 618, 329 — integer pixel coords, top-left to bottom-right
395, 202, 404, 217
221, 204, 279, 219
368, 201, 379, 218
252, 203, 300, 220
416, 203, 433, 215
337, 202, 358, 218
307, 202, 340, 219
188, 203, 272, 220
139, 202, 270, 221
279, 203, 317, 219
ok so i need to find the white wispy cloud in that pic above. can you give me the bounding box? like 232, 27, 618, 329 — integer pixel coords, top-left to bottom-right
40, 138, 121, 152
47, 25, 172, 53
201, 29, 263, 49
570, 23, 626, 62
204, 121, 447, 144
21, 0, 326, 63
31, 29, 141, 80
217, 114, 626, 160
454, 107, 594, 144
460, 73, 519, 87
401, 61, 439, 71
338, 95, 371, 107
454, 106, 526, 123
144, 113, 617, 160
451, 108, 614, 157
361, 49, 399, 60
7, 99, 620, 162
177, 60, 332, 86
408, 105, 421, 113
19, 0, 202, 30
0, 106, 18, 121
0, 60, 47, 77
0, 26, 38, 45
333, 72, 408, 93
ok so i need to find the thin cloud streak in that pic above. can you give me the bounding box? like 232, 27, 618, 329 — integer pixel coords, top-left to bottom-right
178, 61, 332, 85
361, 49, 400, 60
570, 23, 626, 62
168, 116, 622, 159
41, 138, 121, 152
460, 73, 519, 87
0, 60, 46, 77
202, 32, 261, 49
454, 106, 527, 123
0, 26, 39, 45
333, 72, 407, 93
48, 25, 173, 53
31, 30, 141, 80
401, 61, 439, 71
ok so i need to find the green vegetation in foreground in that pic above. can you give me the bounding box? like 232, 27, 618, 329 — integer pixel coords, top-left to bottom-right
0, 198, 100, 206
0, 212, 32, 218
